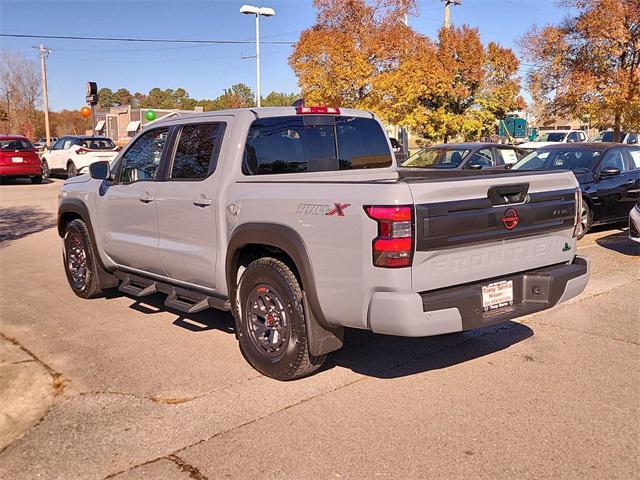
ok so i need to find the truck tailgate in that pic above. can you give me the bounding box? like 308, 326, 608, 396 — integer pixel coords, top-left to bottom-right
405, 170, 579, 292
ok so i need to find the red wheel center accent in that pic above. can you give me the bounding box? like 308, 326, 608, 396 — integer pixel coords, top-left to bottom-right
266, 314, 275, 327
502, 208, 519, 230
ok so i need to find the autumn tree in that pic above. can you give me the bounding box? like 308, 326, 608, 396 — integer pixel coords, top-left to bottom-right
262, 91, 299, 107
522, 0, 640, 141
0, 50, 41, 135
211, 83, 255, 109
290, 1, 524, 142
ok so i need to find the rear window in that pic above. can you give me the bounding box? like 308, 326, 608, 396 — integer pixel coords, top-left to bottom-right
81, 138, 116, 150
242, 116, 392, 175
512, 149, 602, 173
0, 139, 34, 151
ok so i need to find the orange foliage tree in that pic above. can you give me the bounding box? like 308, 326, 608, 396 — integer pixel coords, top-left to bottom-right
522, 0, 640, 141
290, 0, 524, 142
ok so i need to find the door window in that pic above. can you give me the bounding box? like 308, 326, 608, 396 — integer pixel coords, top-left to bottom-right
467, 148, 494, 167
497, 148, 521, 165
627, 149, 640, 169
171, 123, 222, 180
52, 138, 66, 150
599, 149, 628, 172
118, 128, 169, 183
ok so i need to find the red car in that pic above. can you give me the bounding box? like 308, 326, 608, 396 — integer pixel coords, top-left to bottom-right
0, 135, 44, 184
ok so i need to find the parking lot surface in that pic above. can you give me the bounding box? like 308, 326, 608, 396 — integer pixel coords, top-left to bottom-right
1, 178, 638, 479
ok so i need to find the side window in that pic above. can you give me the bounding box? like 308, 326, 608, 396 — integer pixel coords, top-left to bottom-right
467, 148, 494, 167
627, 133, 638, 145
567, 132, 580, 142
52, 138, 66, 150
171, 123, 222, 180
579, 132, 587, 142
626, 148, 640, 170
498, 148, 521, 165
118, 128, 169, 183
599, 149, 628, 173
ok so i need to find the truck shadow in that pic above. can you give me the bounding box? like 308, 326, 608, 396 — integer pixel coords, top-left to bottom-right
326, 321, 533, 379
111, 289, 533, 379
0, 206, 57, 246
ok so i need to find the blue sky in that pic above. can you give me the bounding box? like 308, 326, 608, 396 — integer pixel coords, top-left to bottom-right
0, 0, 565, 111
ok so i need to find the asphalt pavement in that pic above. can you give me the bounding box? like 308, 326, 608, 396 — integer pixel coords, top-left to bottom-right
0, 178, 638, 479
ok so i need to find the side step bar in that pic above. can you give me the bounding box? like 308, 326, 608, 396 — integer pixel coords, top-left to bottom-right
114, 271, 231, 313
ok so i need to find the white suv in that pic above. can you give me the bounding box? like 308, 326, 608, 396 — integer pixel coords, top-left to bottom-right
519, 130, 587, 149
42, 136, 119, 178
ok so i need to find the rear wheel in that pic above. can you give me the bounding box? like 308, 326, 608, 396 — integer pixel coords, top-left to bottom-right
576, 200, 591, 240
63, 219, 102, 298
236, 257, 325, 380
67, 161, 78, 178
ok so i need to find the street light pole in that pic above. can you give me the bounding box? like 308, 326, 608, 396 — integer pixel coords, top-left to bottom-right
441, 0, 462, 29
240, 4, 275, 108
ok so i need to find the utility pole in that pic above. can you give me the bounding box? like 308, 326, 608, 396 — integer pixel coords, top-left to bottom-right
441, 0, 462, 29
399, 12, 409, 159
34, 44, 52, 147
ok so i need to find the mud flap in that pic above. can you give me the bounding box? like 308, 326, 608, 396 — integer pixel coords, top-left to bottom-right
302, 292, 344, 356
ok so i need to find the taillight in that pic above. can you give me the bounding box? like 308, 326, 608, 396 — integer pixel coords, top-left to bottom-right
365, 205, 414, 268
76, 147, 89, 155
295, 106, 341, 115
573, 187, 582, 238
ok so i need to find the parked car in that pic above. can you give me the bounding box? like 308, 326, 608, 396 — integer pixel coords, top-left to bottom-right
629, 200, 640, 243
512, 143, 640, 239
0, 135, 44, 184
401, 143, 525, 170
389, 137, 407, 163
519, 130, 588, 150
590, 130, 639, 145
58, 106, 589, 380
41, 136, 119, 178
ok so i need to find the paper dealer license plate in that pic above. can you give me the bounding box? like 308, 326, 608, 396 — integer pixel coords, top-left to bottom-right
482, 280, 514, 312
12, 157, 23, 163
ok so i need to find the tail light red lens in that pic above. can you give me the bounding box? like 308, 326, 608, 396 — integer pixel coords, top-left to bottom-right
573, 187, 583, 238
76, 147, 89, 155
295, 106, 341, 115
365, 205, 414, 268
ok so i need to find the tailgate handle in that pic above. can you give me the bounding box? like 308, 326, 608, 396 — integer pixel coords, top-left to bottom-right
487, 183, 529, 205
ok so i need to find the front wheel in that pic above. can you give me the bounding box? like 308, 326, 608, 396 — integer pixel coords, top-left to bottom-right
63, 219, 102, 298
576, 200, 591, 240
236, 257, 325, 380
67, 161, 78, 178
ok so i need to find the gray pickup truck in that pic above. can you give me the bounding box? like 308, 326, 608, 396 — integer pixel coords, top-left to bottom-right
58, 106, 589, 380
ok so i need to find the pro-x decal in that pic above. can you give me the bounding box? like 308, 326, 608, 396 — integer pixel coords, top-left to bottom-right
297, 203, 351, 216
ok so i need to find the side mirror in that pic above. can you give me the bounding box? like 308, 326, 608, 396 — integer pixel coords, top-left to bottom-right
468, 163, 483, 170
89, 161, 111, 180
599, 167, 621, 178
567, 138, 575, 143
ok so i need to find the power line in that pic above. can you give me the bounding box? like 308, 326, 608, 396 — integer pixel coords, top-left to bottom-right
0, 33, 296, 45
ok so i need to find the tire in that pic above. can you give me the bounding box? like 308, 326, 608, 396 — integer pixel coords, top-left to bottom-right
236, 257, 325, 380
63, 219, 102, 299
31, 175, 43, 184
576, 200, 591, 240
67, 161, 78, 178
41, 160, 50, 179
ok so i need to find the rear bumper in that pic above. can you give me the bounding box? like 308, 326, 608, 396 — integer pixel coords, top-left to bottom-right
0, 164, 42, 176
630, 206, 640, 243
368, 255, 589, 337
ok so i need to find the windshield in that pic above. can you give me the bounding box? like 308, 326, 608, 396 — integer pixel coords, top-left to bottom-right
534, 132, 567, 142
81, 138, 116, 150
0, 139, 34, 151
402, 148, 469, 168
512, 148, 603, 173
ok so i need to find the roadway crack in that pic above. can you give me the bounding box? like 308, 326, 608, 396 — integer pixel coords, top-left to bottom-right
167, 454, 210, 480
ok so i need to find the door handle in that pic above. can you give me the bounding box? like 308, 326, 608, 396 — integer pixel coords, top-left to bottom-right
139, 193, 154, 203
193, 196, 213, 207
